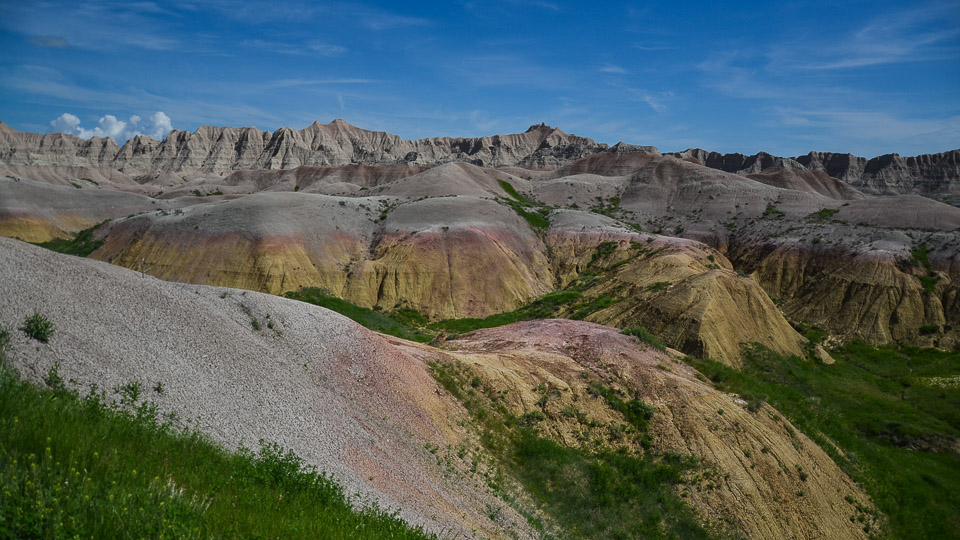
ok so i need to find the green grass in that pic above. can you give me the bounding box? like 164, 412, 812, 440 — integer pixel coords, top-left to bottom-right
0, 331, 432, 540
586, 382, 656, 432
910, 244, 932, 271
685, 342, 960, 539
21, 312, 54, 343
497, 180, 537, 206
429, 359, 711, 539
588, 241, 618, 266
590, 196, 621, 218
807, 208, 840, 222
497, 180, 550, 230
762, 203, 785, 219
429, 290, 582, 335
621, 327, 666, 352
284, 288, 433, 343
31, 221, 109, 257
918, 274, 937, 292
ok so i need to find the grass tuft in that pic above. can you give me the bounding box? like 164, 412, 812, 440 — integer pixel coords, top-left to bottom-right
21, 312, 54, 342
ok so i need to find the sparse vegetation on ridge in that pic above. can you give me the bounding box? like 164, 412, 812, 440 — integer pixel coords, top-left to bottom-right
497, 179, 551, 230
622, 326, 666, 352
0, 339, 433, 539
284, 287, 433, 342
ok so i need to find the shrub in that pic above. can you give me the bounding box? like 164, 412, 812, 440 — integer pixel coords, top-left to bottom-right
22, 312, 54, 342
621, 326, 666, 352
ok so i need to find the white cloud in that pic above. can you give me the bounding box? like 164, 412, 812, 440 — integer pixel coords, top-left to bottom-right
50, 113, 81, 133
147, 112, 173, 139
48, 111, 174, 144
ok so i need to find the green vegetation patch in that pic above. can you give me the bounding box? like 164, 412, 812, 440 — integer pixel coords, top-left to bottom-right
590, 196, 621, 217
497, 179, 550, 230
910, 244, 932, 271
21, 312, 55, 343
588, 241, 618, 266
586, 382, 656, 432
762, 203, 785, 219
284, 287, 433, 343
31, 220, 109, 257
497, 179, 537, 206
429, 290, 582, 335
685, 342, 960, 539
0, 331, 432, 539
807, 208, 840, 222
622, 326, 666, 352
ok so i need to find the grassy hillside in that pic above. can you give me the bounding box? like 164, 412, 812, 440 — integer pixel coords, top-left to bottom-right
0, 328, 432, 539
686, 343, 960, 539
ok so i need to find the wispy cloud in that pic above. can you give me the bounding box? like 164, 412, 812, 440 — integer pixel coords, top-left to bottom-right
263, 78, 376, 89
243, 39, 347, 57
772, 107, 960, 144
445, 54, 575, 88
1, 2, 182, 51
0, 65, 282, 126
770, 4, 960, 70
27, 35, 69, 48
598, 64, 627, 74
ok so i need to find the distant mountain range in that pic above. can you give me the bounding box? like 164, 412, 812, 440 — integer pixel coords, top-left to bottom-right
1, 119, 957, 194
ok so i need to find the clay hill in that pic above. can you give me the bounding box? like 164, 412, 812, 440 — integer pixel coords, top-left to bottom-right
0, 237, 877, 539
1, 122, 958, 359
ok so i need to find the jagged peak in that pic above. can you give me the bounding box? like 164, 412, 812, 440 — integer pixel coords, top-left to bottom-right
525, 122, 554, 133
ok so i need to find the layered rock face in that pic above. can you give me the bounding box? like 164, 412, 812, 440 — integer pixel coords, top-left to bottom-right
671, 147, 960, 195
0, 120, 608, 172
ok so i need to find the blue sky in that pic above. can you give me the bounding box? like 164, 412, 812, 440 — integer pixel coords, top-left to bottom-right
1, 1, 958, 156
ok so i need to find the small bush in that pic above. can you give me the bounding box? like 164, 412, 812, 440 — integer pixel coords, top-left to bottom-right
919, 324, 940, 335
621, 326, 666, 352
646, 281, 670, 292
22, 312, 54, 342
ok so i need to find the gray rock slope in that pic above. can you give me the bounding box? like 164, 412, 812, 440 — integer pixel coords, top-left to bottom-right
0, 120, 612, 172
671, 148, 960, 195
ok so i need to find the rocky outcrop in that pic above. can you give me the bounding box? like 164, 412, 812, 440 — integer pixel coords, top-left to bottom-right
671, 147, 960, 195
0, 120, 609, 173
729, 240, 960, 350
412, 320, 876, 539
543, 219, 807, 366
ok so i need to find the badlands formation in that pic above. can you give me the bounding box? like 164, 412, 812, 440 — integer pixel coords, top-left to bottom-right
1, 119, 958, 538
1, 120, 957, 357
